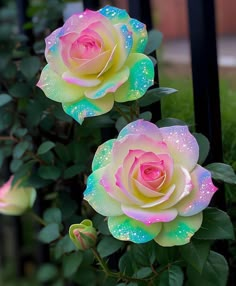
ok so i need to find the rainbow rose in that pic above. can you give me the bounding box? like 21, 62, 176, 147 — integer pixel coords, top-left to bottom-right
84, 120, 217, 246
37, 6, 154, 124
0, 176, 36, 216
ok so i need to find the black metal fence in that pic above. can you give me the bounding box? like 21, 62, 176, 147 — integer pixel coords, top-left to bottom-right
1, 0, 231, 283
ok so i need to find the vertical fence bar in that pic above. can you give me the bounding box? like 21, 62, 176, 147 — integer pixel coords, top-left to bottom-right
128, 0, 161, 122
187, 0, 225, 208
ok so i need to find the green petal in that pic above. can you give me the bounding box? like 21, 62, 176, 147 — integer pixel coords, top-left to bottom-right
37, 65, 85, 103
129, 18, 148, 53
154, 213, 203, 247
62, 93, 114, 124
114, 53, 154, 102
108, 214, 162, 243
84, 168, 122, 216
99, 6, 129, 25
92, 139, 116, 171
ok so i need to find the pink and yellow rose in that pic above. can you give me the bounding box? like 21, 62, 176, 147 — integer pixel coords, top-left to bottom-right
84, 120, 217, 246
0, 176, 36, 216
37, 6, 154, 123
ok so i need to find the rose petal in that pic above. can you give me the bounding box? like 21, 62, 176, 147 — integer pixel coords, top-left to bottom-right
129, 18, 148, 53
154, 213, 203, 246
84, 168, 122, 216
158, 166, 193, 209
37, 65, 85, 103
62, 93, 114, 124
59, 32, 79, 67
121, 204, 178, 225
114, 53, 154, 102
160, 125, 199, 171
62, 71, 101, 87
45, 28, 66, 75
84, 66, 129, 99
92, 139, 116, 171
99, 6, 129, 25
176, 165, 218, 216
118, 119, 163, 142
112, 23, 133, 71
108, 214, 162, 243
0, 176, 13, 198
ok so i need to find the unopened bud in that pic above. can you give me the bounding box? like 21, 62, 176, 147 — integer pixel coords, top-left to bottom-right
69, 219, 97, 250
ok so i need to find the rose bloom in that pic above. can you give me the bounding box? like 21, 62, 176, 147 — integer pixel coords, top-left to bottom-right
84, 120, 217, 246
0, 177, 36, 216
37, 6, 154, 124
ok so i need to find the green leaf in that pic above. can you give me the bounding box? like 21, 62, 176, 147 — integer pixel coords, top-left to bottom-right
38, 223, 60, 243
19, 56, 41, 79
43, 208, 62, 224
133, 267, 152, 279
180, 239, 211, 273
63, 164, 86, 179
205, 163, 236, 184
13, 141, 30, 159
159, 265, 184, 286
139, 87, 177, 107
0, 94, 12, 107
38, 165, 61, 180
8, 82, 31, 98
54, 235, 76, 259
115, 116, 129, 132
186, 251, 228, 286
92, 214, 110, 235
37, 141, 55, 155
10, 158, 23, 173
62, 252, 83, 278
145, 30, 163, 54
139, 111, 152, 121
156, 118, 188, 128
130, 241, 156, 267
97, 236, 124, 258
37, 263, 58, 283
193, 133, 210, 165
119, 252, 136, 276
194, 207, 234, 240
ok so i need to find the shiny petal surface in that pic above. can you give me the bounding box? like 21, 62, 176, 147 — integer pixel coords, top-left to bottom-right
99, 6, 129, 25
37, 65, 85, 103
92, 139, 116, 171
114, 53, 154, 102
62, 93, 114, 124
108, 214, 162, 243
129, 18, 148, 53
160, 126, 199, 172
62, 71, 101, 87
154, 213, 203, 246
84, 168, 122, 216
121, 204, 178, 225
177, 165, 218, 216
118, 119, 162, 142
85, 66, 129, 99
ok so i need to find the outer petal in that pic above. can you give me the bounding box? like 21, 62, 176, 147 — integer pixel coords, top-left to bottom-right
154, 213, 203, 246
99, 6, 130, 25
62, 93, 114, 124
0, 177, 12, 198
84, 66, 130, 99
121, 204, 178, 225
114, 53, 154, 102
84, 168, 122, 216
160, 126, 199, 172
37, 65, 85, 103
176, 165, 218, 216
118, 119, 162, 142
108, 214, 162, 243
129, 18, 148, 53
92, 139, 116, 171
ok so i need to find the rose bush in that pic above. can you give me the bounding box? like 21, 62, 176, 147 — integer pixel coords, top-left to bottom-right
84, 120, 218, 246
0, 177, 36, 216
37, 6, 154, 123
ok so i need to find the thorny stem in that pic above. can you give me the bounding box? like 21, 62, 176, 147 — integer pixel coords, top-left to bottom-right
30, 212, 47, 226
114, 104, 131, 123
0, 136, 18, 142
91, 247, 165, 284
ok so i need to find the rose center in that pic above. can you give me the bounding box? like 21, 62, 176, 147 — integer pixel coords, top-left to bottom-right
71, 35, 102, 59
140, 162, 164, 181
